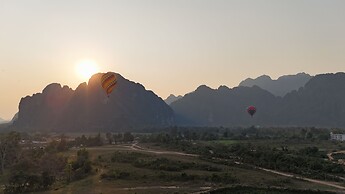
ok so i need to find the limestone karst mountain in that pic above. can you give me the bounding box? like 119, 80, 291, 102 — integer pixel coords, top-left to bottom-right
172, 73, 345, 128
14, 73, 174, 131
11, 72, 345, 130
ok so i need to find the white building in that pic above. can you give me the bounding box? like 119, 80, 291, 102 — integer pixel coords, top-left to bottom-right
330, 132, 345, 141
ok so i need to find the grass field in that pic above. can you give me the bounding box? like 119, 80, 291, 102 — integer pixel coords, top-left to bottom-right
212, 140, 239, 145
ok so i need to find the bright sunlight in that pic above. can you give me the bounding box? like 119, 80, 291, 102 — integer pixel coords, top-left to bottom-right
76, 60, 99, 80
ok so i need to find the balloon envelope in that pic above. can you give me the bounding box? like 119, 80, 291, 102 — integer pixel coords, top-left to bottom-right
247, 106, 256, 117
101, 72, 117, 97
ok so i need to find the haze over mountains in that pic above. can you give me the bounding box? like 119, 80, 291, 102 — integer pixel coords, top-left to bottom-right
7, 72, 345, 131
165, 94, 183, 105
0, 118, 7, 124
165, 73, 312, 105
239, 73, 312, 97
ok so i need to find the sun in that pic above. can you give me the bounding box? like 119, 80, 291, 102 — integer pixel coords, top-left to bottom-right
76, 60, 99, 80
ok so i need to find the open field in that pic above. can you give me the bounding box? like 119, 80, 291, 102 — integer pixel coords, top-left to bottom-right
36, 143, 345, 194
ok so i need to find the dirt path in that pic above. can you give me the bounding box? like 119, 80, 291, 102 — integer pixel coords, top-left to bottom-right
124, 142, 198, 157
258, 167, 345, 190
328, 150, 345, 162
113, 186, 212, 191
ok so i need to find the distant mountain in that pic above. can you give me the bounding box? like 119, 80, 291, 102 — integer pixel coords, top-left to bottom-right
171, 85, 277, 126
239, 73, 312, 97
165, 94, 183, 105
9, 113, 18, 124
171, 73, 345, 127
13, 73, 174, 131
0, 118, 8, 124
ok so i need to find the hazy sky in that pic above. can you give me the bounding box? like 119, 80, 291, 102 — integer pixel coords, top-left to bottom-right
0, 0, 345, 120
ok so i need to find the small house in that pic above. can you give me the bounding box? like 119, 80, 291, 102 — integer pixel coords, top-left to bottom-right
330, 132, 345, 141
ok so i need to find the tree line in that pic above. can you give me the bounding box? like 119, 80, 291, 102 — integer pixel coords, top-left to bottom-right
0, 132, 92, 193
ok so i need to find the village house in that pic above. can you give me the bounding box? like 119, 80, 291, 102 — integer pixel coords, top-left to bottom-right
330, 132, 345, 141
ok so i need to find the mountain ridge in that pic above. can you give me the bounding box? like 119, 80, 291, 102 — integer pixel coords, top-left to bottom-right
239, 73, 312, 97
172, 72, 345, 128
9, 72, 345, 130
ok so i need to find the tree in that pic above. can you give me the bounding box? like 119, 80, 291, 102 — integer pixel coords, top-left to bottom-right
123, 132, 134, 142
169, 127, 178, 138
57, 138, 68, 152
113, 133, 123, 144
106, 132, 113, 144
306, 131, 313, 139
183, 130, 191, 141
71, 149, 92, 180
300, 128, 307, 139
5, 148, 66, 193
39, 153, 67, 177
0, 132, 21, 174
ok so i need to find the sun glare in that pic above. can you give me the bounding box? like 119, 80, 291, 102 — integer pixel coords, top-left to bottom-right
76, 60, 99, 80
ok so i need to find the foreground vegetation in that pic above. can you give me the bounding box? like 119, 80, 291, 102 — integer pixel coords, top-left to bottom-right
0, 126, 344, 193
141, 126, 345, 182
209, 186, 335, 194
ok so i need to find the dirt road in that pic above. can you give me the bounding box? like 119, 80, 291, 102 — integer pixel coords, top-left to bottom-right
328, 150, 345, 162
124, 142, 198, 157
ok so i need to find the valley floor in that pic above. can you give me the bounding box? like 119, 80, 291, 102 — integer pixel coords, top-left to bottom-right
36, 143, 345, 194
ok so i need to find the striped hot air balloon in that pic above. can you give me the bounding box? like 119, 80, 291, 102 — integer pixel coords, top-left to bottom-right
101, 72, 117, 97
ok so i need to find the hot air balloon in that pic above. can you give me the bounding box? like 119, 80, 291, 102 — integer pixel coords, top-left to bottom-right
101, 72, 117, 97
247, 106, 256, 117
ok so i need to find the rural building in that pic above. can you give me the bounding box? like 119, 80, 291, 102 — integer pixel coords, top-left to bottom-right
330, 132, 345, 141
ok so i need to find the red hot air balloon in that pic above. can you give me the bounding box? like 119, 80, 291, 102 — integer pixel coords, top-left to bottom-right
247, 106, 256, 117
101, 72, 117, 97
